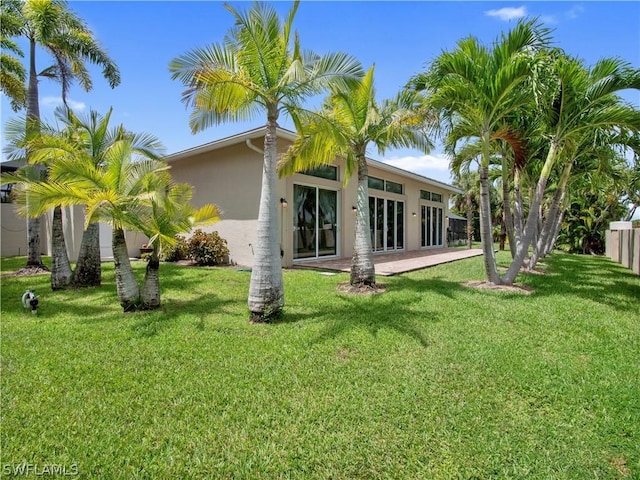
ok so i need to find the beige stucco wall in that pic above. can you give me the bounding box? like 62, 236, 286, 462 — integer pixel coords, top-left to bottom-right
168, 137, 291, 267
0, 203, 39, 257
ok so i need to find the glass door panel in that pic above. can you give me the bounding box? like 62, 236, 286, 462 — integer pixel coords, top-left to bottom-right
318, 189, 337, 257
437, 208, 443, 246
421, 205, 426, 247
293, 184, 337, 259
376, 198, 385, 251
386, 199, 395, 250
396, 201, 404, 249
294, 185, 317, 259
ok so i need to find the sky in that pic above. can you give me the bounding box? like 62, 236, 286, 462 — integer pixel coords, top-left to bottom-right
1, 1, 639, 188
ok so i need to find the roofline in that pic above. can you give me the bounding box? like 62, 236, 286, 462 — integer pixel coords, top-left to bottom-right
165, 126, 297, 163
366, 157, 462, 194
165, 126, 462, 194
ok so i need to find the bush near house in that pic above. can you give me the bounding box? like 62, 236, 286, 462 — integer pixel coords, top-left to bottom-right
187, 229, 229, 266
162, 235, 190, 262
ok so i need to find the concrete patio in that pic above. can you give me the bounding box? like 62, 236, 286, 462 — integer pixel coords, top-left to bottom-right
293, 247, 484, 276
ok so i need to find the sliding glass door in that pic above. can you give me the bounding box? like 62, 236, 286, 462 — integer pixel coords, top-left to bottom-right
421, 205, 444, 247
293, 185, 338, 259
369, 196, 404, 252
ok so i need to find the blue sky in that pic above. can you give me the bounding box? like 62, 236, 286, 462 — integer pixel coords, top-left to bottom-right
1, 1, 639, 186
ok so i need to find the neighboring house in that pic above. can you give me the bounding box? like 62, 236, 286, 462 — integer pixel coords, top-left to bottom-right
0, 161, 147, 260
166, 126, 462, 268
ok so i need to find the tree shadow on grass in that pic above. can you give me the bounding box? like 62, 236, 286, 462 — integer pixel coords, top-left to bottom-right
281, 276, 474, 348
526, 253, 640, 315
129, 293, 238, 338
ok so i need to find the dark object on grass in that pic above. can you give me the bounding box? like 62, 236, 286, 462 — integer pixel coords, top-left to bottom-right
22, 289, 39, 314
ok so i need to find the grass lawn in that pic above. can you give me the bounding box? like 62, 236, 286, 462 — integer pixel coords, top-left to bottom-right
1, 252, 638, 479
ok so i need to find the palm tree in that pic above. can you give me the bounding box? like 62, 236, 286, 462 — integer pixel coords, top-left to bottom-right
134, 178, 221, 309
451, 169, 480, 249
8, 0, 120, 268
0, 0, 27, 111
279, 66, 432, 286
19, 129, 167, 311
507, 55, 640, 279
169, 1, 362, 321
25, 106, 168, 288
411, 19, 551, 284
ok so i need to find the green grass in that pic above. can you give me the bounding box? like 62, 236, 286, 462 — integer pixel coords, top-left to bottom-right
1, 252, 638, 479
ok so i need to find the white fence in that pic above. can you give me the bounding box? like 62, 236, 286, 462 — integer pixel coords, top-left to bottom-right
605, 227, 640, 275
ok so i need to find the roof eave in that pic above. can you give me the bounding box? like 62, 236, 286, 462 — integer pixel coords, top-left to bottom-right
165, 126, 297, 163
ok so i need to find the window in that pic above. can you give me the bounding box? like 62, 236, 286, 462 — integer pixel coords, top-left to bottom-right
420, 189, 442, 203
1, 183, 14, 203
369, 176, 403, 194
302, 165, 338, 181
385, 180, 403, 194
368, 176, 384, 190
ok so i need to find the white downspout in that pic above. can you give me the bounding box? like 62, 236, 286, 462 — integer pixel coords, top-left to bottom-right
245, 138, 263, 154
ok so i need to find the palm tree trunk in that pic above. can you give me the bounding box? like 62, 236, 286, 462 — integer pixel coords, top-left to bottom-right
25, 38, 43, 267
544, 208, 565, 256
141, 250, 160, 310
502, 164, 516, 258
479, 164, 501, 284
112, 227, 139, 312
466, 194, 473, 249
503, 139, 559, 284
513, 170, 524, 249
50, 206, 72, 290
248, 114, 284, 322
530, 162, 573, 268
350, 152, 375, 286
72, 222, 101, 287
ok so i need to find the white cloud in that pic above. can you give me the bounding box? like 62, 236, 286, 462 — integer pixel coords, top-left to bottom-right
565, 5, 584, 19
41, 96, 86, 111
540, 14, 559, 25
381, 154, 453, 184
485, 6, 528, 21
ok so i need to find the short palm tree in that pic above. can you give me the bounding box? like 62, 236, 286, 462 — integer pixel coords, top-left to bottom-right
279, 65, 432, 286
20, 131, 167, 311
8, 0, 120, 268
134, 177, 221, 310
169, 1, 362, 321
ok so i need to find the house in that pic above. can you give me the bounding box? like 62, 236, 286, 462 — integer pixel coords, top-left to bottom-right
1, 126, 462, 265
166, 126, 462, 268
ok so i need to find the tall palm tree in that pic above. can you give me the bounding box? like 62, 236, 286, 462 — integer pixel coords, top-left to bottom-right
411, 18, 551, 284
134, 178, 221, 309
169, 1, 362, 321
279, 65, 432, 286
9, 0, 120, 268
20, 130, 166, 311
505, 55, 640, 279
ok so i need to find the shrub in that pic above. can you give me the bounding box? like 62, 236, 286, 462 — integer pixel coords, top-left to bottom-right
187, 229, 229, 266
162, 235, 190, 262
